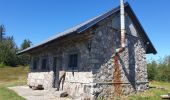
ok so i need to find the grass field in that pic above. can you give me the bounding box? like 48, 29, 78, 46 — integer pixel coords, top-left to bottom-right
0, 66, 28, 100
127, 81, 170, 100
0, 66, 170, 100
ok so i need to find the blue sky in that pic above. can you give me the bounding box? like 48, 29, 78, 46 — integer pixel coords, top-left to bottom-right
0, 0, 169, 61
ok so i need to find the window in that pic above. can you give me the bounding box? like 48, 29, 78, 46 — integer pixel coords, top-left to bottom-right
33, 57, 39, 70
42, 58, 47, 70
68, 54, 78, 69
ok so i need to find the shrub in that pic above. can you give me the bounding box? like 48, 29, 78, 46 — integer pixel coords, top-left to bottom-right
0, 62, 5, 68
148, 55, 170, 82
147, 61, 157, 81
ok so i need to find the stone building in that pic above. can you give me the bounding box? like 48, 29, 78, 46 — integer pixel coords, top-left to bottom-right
18, 3, 157, 99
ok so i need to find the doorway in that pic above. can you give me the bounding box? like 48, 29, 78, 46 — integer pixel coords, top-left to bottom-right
53, 56, 62, 88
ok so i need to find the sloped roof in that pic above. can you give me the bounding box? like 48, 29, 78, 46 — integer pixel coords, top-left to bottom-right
18, 2, 157, 55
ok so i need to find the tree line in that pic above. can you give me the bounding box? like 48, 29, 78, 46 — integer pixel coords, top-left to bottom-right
0, 24, 31, 67
147, 56, 170, 82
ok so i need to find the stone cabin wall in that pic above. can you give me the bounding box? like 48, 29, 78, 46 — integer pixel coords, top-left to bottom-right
27, 11, 148, 99
27, 33, 93, 96
90, 12, 148, 99
28, 52, 54, 89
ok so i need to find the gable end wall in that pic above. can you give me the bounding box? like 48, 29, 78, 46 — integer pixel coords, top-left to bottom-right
90, 12, 148, 99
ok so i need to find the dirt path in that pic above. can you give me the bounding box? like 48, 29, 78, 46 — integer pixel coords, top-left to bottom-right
8, 86, 72, 100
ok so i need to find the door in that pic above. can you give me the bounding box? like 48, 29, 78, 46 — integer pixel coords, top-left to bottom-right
53, 56, 62, 88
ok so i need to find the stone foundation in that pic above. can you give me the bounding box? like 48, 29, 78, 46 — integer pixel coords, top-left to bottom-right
27, 71, 54, 89
63, 72, 93, 97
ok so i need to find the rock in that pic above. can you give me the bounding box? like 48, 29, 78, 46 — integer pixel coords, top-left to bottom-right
32, 86, 37, 90
37, 85, 44, 90
161, 95, 170, 99
157, 87, 166, 90
31, 85, 44, 90
60, 92, 68, 97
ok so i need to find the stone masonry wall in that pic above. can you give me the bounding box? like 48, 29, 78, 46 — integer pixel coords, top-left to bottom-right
61, 40, 93, 97
27, 52, 55, 89
90, 13, 148, 99
27, 35, 93, 97
27, 71, 54, 89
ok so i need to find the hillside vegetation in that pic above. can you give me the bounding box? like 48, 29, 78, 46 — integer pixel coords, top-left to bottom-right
0, 24, 31, 67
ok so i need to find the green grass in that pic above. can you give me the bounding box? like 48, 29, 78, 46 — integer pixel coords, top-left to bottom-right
0, 66, 29, 100
0, 87, 24, 100
127, 81, 170, 100
0, 66, 28, 83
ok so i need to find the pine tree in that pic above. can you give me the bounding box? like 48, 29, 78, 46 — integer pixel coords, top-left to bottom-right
0, 25, 5, 42
21, 39, 32, 50
18, 39, 32, 66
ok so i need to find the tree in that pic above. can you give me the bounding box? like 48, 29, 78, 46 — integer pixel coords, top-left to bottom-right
0, 36, 18, 66
18, 39, 32, 66
0, 24, 5, 42
0, 25, 32, 67
148, 56, 170, 82
21, 39, 32, 50
156, 56, 170, 82
147, 61, 157, 81
0, 25, 18, 66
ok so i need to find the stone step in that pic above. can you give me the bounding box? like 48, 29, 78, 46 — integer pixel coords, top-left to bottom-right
54, 91, 68, 97
161, 95, 170, 99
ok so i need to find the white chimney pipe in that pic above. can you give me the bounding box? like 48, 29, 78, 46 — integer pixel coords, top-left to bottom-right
116, 0, 126, 53
120, 0, 125, 47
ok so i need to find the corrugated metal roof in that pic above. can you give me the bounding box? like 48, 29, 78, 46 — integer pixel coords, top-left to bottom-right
18, 3, 124, 54
18, 3, 157, 54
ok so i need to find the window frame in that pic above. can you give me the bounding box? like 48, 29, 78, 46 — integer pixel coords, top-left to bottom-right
68, 53, 79, 71
32, 57, 39, 70
41, 57, 48, 70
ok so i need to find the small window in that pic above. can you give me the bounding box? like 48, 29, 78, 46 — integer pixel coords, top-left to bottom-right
68, 54, 78, 69
33, 57, 39, 70
42, 58, 47, 70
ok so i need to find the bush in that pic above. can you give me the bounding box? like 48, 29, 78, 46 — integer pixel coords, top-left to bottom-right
147, 61, 157, 81
0, 62, 5, 68
148, 55, 170, 82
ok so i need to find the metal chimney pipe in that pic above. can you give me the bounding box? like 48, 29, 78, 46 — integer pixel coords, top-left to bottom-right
116, 0, 126, 53
120, 0, 125, 47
